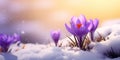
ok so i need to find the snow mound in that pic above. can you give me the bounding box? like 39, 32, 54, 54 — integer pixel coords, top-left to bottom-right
95, 24, 120, 40
10, 44, 102, 60
92, 36, 120, 53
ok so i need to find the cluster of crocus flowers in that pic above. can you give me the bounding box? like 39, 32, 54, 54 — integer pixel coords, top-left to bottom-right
0, 33, 20, 52
65, 15, 99, 50
51, 30, 60, 46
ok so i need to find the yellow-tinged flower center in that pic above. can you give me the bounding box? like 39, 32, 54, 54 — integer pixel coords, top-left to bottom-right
76, 23, 82, 29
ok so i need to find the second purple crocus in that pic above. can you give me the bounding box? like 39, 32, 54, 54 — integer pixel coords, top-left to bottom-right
0, 33, 20, 52
51, 30, 60, 46
89, 19, 99, 41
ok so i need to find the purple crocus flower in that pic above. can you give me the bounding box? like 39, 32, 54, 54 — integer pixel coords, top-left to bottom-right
90, 19, 99, 32
0, 33, 20, 52
51, 30, 60, 46
65, 15, 92, 48
89, 19, 99, 41
65, 15, 92, 36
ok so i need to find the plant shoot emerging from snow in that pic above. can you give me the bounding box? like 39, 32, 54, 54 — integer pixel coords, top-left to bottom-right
51, 30, 60, 46
89, 19, 99, 42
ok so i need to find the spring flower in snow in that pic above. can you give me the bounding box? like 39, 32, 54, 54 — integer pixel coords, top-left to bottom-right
0, 33, 20, 52
51, 30, 60, 46
65, 15, 92, 49
89, 19, 99, 41
65, 15, 92, 36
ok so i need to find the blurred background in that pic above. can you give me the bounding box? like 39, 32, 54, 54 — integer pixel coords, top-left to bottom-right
0, 0, 120, 44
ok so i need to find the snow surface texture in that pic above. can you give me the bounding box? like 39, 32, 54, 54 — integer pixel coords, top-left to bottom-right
1, 21, 120, 60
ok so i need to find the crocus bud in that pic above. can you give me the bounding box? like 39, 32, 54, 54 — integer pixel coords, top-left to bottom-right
51, 30, 60, 46
89, 19, 99, 41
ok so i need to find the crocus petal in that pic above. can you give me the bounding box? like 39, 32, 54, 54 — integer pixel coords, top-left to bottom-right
7, 36, 13, 43
78, 15, 87, 25
76, 19, 81, 25
71, 16, 78, 23
65, 23, 75, 35
70, 20, 76, 29
70, 16, 77, 28
87, 19, 93, 31
80, 27, 89, 35
93, 18, 99, 31
52, 33, 59, 42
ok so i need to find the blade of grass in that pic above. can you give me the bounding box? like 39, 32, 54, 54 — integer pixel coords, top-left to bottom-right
67, 36, 76, 45
74, 35, 78, 47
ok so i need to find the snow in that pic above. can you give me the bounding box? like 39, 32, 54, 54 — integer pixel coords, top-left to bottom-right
95, 24, 120, 40
92, 36, 120, 57
9, 44, 103, 60
0, 53, 17, 60
1, 20, 120, 60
